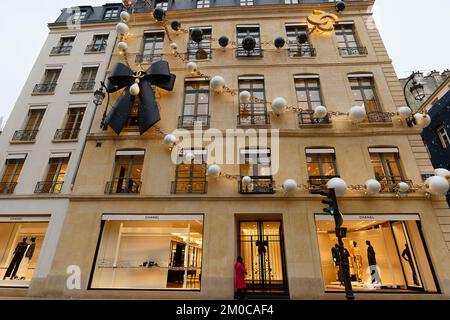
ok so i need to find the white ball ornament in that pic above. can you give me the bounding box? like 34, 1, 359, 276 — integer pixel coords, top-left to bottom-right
184, 152, 195, 163
314, 105, 328, 119
326, 178, 348, 196
210, 76, 226, 93
414, 113, 431, 128
435, 168, 450, 180
129, 83, 140, 96
120, 11, 130, 22
186, 62, 197, 74
240, 91, 251, 103
118, 41, 128, 51
116, 22, 129, 35
348, 106, 366, 123
170, 42, 177, 50
365, 179, 381, 194
397, 106, 412, 120
242, 176, 252, 186
398, 182, 410, 193
163, 134, 177, 145
282, 179, 298, 193
426, 176, 450, 196
207, 165, 221, 178
271, 97, 287, 115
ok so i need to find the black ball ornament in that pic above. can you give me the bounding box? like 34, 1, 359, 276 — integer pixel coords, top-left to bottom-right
190, 28, 204, 43
218, 36, 229, 48
297, 32, 308, 44
336, 0, 346, 12
171, 20, 181, 31
153, 8, 165, 21
274, 37, 285, 49
242, 36, 256, 52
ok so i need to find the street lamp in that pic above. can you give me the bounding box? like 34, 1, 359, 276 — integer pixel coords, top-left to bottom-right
93, 81, 109, 130
403, 72, 426, 127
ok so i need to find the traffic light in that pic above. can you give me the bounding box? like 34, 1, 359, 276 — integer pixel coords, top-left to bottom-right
319, 189, 343, 228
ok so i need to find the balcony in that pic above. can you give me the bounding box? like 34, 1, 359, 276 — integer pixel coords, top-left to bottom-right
236, 47, 263, 58
50, 46, 72, 55
0, 182, 17, 194
135, 53, 162, 64
237, 112, 270, 127
105, 178, 141, 194
366, 111, 392, 124
54, 129, 80, 141
71, 81, 95, 92
338, 46, 368, 56
178, 115, 210, 129
171, 179, 208, 194
288, 45, 317, 57
11, 130, 38, 142
377, 177, 414, 193
34, 181, 64, 194
308, 176, 340, 192
298, 110, 331, 126
33, 82, 57, 94
239, 176, 275, 194
85, 44, 107, 53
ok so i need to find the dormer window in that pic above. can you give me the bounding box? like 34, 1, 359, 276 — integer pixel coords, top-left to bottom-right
104, 7, 120, 20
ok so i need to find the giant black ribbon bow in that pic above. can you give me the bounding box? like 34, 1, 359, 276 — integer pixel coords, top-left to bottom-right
104, 60, 176, 135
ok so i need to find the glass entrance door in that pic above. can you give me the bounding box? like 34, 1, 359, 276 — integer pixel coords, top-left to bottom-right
239, 221, 288, 294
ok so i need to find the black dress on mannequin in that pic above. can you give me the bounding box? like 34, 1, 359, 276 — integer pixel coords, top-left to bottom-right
402, 244, 419, 286
3, 238, 29, 280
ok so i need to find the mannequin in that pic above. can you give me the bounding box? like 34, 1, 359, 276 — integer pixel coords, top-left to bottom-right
3, 238, 29, 280
16, 237, 37, 280
350, 241, 363, 282
401, 244, 419, 286
366, 240, 381, 285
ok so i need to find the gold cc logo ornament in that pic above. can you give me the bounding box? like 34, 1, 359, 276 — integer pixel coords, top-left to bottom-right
307, 10, 339, 32
133, 70, 146, 79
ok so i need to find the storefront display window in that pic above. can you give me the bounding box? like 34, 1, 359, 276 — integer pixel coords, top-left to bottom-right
0, 216, 49, 287
315, 214, 438, 293
91, 215, 203, 290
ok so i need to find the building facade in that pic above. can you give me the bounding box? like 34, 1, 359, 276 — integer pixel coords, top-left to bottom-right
0, 4, 120, 291
1, 0, 450, 300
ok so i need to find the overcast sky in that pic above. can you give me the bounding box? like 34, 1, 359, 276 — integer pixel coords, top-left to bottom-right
0, 0, 449, 125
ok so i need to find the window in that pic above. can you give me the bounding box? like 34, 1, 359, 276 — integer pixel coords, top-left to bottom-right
187, 27, 212, 60
172, 149, 207, 194
236, 25, 261, 57
33, 69, 61, 94
0, 217, 49, 287
54, 106, 85, 140
315, 214, 438, 293
86, 34, 109, 53
239, 148, 274, 194
155, 0, 169, 10
306, 148, 338, 189
436, 124, 450, 149
0, 155, 26, 194
106, 150, 144, 194
335, 24, 367, 56
72, 66, 98, 92
12, 107, 46, 142
35, 154, 70, 194
90, 214, 203, 290
369, 147, 407, 192
295, 76, 323, 110
286, 25, 315, 57
137, 31, 164, 63
180, 80, 210, 128
196, 0, 210, 8
285, 0, 299, 3
240, 0, 253, 6
103, 7, 119, 20
238, 77, 268, 126
72, 10, 88, 22
51, 36, 75, 55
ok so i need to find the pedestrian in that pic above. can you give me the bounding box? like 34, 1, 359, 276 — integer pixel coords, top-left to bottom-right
234, 256, 247, 300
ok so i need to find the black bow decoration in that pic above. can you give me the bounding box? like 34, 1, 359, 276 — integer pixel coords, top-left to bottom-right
104, 60, 176, 135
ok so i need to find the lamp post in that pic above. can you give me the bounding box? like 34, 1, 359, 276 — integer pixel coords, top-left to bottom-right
93, 82, 109, 130
403, 72, 426, 127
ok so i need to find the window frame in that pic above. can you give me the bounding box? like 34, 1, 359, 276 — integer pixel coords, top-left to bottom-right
187, 27, 212, 61
238, 76, 268, 126
349, 75, 383, 113
180, 79, 210, 128
294, 75, 324, 110
436, 124, 450, 149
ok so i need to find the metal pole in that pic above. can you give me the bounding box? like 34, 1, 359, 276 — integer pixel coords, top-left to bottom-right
337, 230, 354, 300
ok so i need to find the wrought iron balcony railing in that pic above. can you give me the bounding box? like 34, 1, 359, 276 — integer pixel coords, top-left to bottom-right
239, 176, 275, 194
33, 82, 57, 94
366, 111, 392, 124
308, 176, 340, 192
299, 110, 331, 126
178, 115, 210, 129
171, 179, 208, 194
236, 47, 263, 58
0, 182, 18, 194
71, 81, 96, 92
85, 44, 107, 53
237, 112, 270, 126
34, 181, 64, 194
377, 177, 414, 193
338, 46, 368, 56
12, 130, 38, 142
288, 45, 317, 57
135, 53, 162, 64
105, 178, 142, 194
50, 46, 73, 55
54, 128, 80, 140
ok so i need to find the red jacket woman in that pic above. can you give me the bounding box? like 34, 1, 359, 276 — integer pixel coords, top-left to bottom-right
234, 256, 247, 290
